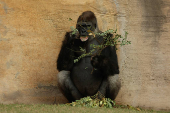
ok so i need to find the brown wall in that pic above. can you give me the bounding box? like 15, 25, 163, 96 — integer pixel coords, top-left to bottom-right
0, 0, 170, 111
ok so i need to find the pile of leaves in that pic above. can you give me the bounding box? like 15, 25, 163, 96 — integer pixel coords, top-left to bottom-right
66, 96, 142, 111
67, 97, 115, 108
67, 92, 115, 108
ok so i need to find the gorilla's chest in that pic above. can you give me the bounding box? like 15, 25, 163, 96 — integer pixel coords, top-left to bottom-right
70, 37, 103, 96
73, 37, 101, 57
71, 58, 103, 96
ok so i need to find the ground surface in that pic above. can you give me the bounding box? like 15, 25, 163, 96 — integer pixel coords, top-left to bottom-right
0, 104, 169, 113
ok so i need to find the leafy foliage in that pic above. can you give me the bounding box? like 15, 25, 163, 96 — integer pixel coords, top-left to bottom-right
67, 92, 115, 108
70, 27, 131, 63
70, 26, 78, 36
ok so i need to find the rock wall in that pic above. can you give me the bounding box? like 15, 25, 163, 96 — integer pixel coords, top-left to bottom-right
115, 0, 170, 111
0, 0, 170, 111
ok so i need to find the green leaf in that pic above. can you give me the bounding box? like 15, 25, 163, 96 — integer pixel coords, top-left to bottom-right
68, 18, 72, 21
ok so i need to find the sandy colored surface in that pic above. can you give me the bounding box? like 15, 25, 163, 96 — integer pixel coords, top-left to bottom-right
0, 0, 170, 111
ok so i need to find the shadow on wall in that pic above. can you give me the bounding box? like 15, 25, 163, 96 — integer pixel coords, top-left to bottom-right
3, 85, 68, 104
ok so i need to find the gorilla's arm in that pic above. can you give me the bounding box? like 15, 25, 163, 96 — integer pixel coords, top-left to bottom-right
57, 32, 75, 71
109, 46, 119, 74
91, 46, 119, 76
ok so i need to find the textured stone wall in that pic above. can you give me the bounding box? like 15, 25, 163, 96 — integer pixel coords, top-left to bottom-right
114, 0, 170, 111
0, 0, 170, 111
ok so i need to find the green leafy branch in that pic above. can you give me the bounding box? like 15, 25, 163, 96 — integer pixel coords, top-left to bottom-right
69, 27, 131, 63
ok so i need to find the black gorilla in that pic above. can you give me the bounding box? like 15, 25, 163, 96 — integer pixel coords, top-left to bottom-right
57, 11, 121, 102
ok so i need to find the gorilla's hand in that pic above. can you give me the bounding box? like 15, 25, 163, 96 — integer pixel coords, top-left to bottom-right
70, 30, 79, 38
63, 32, 79, 46
91, 55, 99, 68
91, 55, 119, 75
91, 55, 107, 69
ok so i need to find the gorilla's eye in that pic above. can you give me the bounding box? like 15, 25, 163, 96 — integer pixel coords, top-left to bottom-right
82, 25, 87, 27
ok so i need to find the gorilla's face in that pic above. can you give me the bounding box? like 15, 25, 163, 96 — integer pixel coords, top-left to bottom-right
76, 11, 98, 42
77, 22, 93, 36
77, 22, 94, 41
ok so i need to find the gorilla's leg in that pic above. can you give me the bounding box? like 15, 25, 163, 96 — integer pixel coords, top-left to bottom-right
98, 74, 121, 100
98, 77, 108, 99
57, 71, 83, 102
107, 74, 121, 100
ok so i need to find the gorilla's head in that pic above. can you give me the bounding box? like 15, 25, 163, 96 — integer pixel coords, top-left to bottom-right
76, 11, 99, 41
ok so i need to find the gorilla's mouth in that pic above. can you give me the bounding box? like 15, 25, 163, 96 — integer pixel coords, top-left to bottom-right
80, 36, 88, 42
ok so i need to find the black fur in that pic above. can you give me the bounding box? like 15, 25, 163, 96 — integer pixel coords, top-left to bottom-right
57, 11, 121, 102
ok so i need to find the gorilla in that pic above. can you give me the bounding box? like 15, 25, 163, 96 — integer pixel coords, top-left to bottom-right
57, 11, 121, 102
